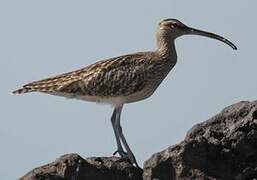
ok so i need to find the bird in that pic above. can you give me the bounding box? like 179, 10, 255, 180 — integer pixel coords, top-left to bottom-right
12, 19, 237, 167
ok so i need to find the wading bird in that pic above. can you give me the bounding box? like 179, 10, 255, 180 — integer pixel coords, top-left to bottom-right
12, 19, 237, 167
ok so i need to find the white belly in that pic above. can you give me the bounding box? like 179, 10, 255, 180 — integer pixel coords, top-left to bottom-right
48, 92, 126, 107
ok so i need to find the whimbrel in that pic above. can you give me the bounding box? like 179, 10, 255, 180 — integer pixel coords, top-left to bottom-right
12, 19, 237, 167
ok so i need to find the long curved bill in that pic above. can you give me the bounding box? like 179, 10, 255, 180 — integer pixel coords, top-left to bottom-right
186, 27, 237, 50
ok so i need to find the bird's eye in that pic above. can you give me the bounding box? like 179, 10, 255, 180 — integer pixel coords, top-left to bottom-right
172, 23, 178, 27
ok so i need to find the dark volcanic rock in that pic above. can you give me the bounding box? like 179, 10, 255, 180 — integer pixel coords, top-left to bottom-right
143, 101, 257, 180
20, 154, 143, 180
20, 101, 257, 180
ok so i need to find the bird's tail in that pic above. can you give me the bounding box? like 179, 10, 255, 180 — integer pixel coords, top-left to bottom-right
11, 87, 34, 95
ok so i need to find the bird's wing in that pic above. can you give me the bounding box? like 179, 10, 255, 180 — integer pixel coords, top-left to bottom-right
58, 53, 153, 97
13, 53, 153, 97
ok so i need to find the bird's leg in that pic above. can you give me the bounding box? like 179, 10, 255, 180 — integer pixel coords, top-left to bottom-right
111, 108, 127, 157
115, 105, 139, 167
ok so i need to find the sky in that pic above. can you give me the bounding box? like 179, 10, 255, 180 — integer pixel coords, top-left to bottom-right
1, 0, 257, 179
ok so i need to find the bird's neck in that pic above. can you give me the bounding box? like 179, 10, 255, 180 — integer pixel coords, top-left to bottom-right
156, 35, 177, 59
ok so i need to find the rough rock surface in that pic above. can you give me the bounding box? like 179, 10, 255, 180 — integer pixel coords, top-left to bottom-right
20, 101, 257, 180
143, 101, 257, 180
20, 154, 143, 180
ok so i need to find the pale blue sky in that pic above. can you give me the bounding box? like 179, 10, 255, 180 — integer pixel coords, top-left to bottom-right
1, 0, 257, 179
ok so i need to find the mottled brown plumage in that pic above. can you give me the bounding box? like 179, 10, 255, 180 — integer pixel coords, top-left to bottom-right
12, 51, 176, 105
12, 19, 237, 167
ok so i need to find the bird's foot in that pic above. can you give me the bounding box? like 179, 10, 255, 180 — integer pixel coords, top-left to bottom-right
113, 150, 140, 168
113, 149, 127, 157
127, 152, 140, 168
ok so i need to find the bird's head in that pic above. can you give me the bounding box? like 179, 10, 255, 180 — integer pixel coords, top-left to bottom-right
157, 19, 237, 50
